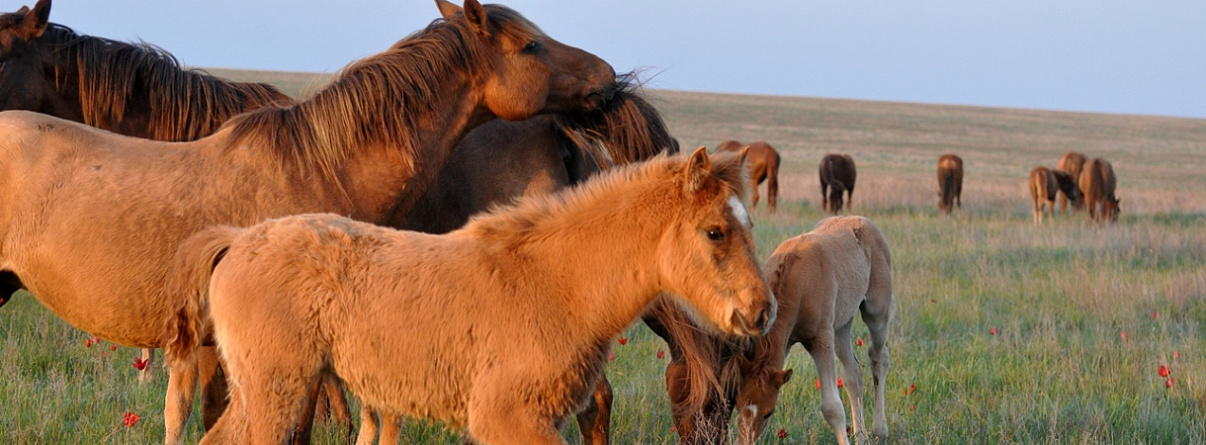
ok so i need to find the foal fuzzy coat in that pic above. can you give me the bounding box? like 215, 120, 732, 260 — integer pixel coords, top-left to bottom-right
165, 150, 775, 445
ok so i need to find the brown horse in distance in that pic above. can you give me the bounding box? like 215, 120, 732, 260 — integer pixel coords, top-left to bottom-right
937, 154, 963, 216
165, 149, 776, 445
1029, 167, 1058, 225
1056, 151, 1087, 215
1078, 157, 1120, 223
0, 0, 616, 443
820, 154, 857, 214
717, 140, 781, 213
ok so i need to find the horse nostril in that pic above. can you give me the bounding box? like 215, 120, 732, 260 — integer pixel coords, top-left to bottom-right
754, 308, 768, 332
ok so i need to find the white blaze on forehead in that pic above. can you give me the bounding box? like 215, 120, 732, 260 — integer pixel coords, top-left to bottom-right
728, 196, 752, 228
742, 404, 758, 418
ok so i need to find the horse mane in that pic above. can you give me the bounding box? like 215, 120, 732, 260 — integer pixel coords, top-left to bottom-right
37, 24, 290, 141
554, 73, 680, 167
221, 12, 499, 182
460, 151, 748, 249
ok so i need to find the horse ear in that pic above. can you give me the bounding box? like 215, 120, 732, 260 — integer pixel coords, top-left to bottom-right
462, 0, 490, 38
685, 146, 712, 194
775, 368, 794, 387
738, 146, 751, 166
21, 0, 51, 38
435, 0, 461, 19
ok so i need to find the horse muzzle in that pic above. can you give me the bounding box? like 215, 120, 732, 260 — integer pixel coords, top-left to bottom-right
730, 297, 776, 337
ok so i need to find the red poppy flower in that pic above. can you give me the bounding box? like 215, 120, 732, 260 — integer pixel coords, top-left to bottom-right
618, 337, 628, 346
837, 378, 844, 388
608, 352, 615, 362
132, 357, 149, 371
123, 412, 140, 427
1159, 365, 1170, 378
110, 344, 118, 351
1166, 377, 1175, 388
989, 327, 998, 336
910, 404, 916, 412
85, 338, 93, 348
670, 425, 677, 433
816, 378, 821, 389
656, 350, 665, 359
1120, 331, 1127, 340
777, 428, 788, 439
1152, 311, 1158, 319
856, 338, 864, 347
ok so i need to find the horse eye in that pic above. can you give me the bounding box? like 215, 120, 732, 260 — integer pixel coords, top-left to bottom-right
523, 40, 544, 54
706, 227, 724, 242
763, 409, 775, 419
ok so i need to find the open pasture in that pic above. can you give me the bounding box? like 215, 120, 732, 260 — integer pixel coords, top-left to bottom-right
2, 70, 1204, 443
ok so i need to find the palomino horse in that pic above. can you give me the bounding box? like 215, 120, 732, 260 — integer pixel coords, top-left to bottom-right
819, 154, 857, 214
717, 140, 781, 213
1078, 157, 1120, 224
1056, 151, 1087, 215
0, 0, 290, 141
164, 148, 776, 445
1029, 166, 1058, 225
0, 0, 308, 416
733, 216, 894, 445
0, 0, 616, 442
937, 154, 963, 216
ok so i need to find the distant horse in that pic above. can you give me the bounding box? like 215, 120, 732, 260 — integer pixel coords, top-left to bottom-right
1050, 169, 1080, 215
1056, 151, 1087, 215
0, 0, 302, 415
0, 0, 291, 141
164, 148, 776, 445
819, 154, 857, 214
730, 216, 893, 445
1029, 167, 1058, 225
716, 140, 781, 213
1078, 158, 1120, 223
0, 0, 616, 443
937, 154, 963, 216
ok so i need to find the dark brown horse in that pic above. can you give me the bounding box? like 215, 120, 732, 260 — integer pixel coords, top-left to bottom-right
1056, 151, 1087, 215
0, 0, 291, 141
937, 154, 963, 216
1078, 157, 1120, 224
717, 140, 781, 213
820, 154, 857, 214
1050, 169, 1080, 214
1, 1, 615, 443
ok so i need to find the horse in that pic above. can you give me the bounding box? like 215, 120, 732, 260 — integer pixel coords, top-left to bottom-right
1056, 151, 1087, 215
732, 216, 894, 445
163, 148, 777, 445
1078, 157, 1120, 224
0, 0, 304, 413
1050, 169, 1080, 215
0, 0, 617, 442
819, 154, 857, 214
1029, 166, 1058, 225
0, 0, 291, 141
716, 140, 781, 213
937, 154, 963, 217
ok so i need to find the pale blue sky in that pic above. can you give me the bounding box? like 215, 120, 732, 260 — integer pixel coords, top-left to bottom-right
34, 0, 1206, 118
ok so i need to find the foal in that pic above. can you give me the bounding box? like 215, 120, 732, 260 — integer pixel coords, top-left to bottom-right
1029, 166, 1058, 225
165, 149, 776, 445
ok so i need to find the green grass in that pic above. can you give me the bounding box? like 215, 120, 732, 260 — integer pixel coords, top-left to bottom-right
2, 72, 1205, 443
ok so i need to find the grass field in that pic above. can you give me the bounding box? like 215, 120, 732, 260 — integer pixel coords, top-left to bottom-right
1, 69, 1203, 444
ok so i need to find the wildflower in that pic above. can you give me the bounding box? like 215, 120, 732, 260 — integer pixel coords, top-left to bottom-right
132, 357, 149, 371
123, 412, 140, 427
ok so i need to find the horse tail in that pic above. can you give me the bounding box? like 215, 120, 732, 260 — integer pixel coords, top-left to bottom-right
940, 166, 957, 209
767, 150, 781, 211
645, 299, 727, 419
162, 225, 243, 364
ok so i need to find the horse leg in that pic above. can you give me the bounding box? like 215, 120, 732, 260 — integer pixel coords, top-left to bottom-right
467, 404, 566, 445
317, 376, 355, 441
198, 346, 231, 430
750, 179, 761, 210
574, 373, 612, 445
821, 182, 829, 213
165, 356, 200, 445
200, 385, 251, 445
805, 332, 849, 445
847, 187, 854, 212
860, 290, 893, 439
378, 412, 404, 445
834, 322, 868, 445
139, 348, 156, 383
355, 407, 380, 445
291, 376, 322, 445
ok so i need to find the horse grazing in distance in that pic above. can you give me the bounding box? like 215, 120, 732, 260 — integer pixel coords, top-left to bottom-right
1050, 169, 1080, 215
1078, 158, 1120, 224
0, 0, 616, 442
937, 154, 963, 217
164, 148, 776, 445
1029, 167, 1058, 225
0, 0, 291, 141
731, 216, 894, 445
717, 140, 781, 213
1056, 151, 1087, 215
819, 154, 857, 214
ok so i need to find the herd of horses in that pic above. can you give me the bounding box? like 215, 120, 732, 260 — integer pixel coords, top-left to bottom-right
1, 1, 897, 445
1028, 151, 1120, 225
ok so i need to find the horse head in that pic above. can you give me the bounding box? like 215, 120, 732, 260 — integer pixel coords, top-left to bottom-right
0, 0, 73, 118
659, 147, 775, 338
734, 364, 793, 445
436, 0, 616, 121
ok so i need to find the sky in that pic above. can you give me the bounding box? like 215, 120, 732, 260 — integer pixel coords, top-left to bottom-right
33, 0, 1206, 119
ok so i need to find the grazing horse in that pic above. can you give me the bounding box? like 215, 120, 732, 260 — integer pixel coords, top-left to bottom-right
1050, 169, 1080, 215
717, 140, 781, 213
0, 0, 303, 415
1056, 151, 1087, 215
0, 0, 616, 443
0, 0, 291, 141
937, 154, 963, 217
1029, 167, 1058, 225
819, 154, 857, 214
164, 148, 776, 445
1078, 158, 1120, 224
731, 216, 894, 445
